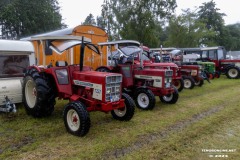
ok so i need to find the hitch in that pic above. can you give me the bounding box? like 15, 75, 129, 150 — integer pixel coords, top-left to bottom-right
0, 96, 17, 113
201, 71, 211, 83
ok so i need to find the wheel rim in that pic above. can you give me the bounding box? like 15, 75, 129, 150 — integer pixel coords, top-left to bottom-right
184, 79, 192, 88
67, 109, 80, 131
162, 94, 173, 102
25, 79, 37, 108
137, 93, 150, 108
113, 106, 127, 117
228, 68, 238, 78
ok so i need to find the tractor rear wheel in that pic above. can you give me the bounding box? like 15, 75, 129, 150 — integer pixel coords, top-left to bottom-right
173, 79, 184, 92
160, 87, 179, 104
111, 93, 135, 121
23, 68, 55, 117
183, 76, 195, 89
63, 102, 90, 137
134, 88, 155, 110
226, 67, 240, 79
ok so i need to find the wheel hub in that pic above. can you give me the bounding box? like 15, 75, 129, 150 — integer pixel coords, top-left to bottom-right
138, 93, 149, 108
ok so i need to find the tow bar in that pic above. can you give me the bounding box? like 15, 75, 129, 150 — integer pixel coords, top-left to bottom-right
0, 96, 17, 113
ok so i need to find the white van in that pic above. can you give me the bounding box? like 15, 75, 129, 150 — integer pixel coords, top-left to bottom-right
0, 39, 35, 112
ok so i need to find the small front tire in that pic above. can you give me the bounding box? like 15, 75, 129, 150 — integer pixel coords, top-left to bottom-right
111, 93, 135, 121
195, 79, 204, 87
134, 88, 155, 110
183, 76, 195, 89
63, 102, 90, 137
160, 87, 179, 104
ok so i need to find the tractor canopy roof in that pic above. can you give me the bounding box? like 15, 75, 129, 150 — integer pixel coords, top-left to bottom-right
25, 35, 95, 55
98, 40, 140, 47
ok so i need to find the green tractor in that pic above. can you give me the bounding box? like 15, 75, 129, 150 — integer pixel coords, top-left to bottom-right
196, 61, 217, 79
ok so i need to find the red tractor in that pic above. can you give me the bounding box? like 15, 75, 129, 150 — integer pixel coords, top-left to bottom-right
96, 40, 178, 110
148, 48, 205, 89
22, 36, 135, 137
142, 46, 184, 92
199, 46, 240, 79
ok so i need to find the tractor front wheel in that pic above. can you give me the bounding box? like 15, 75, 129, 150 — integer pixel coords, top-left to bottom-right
134, 88, 155, 110
195, 79, 204, 87
226, 67, 240, 79
111, 93, 135, 121
160, 87, 179, 104
183, 76, 195, 89
22, 68, 55, 117
63, 102, 90, 137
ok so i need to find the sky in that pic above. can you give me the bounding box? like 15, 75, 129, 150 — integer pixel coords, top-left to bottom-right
58, 0, 240, 28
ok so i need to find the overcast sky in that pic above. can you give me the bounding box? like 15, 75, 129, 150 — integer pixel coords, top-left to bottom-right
58, 0, 240, 28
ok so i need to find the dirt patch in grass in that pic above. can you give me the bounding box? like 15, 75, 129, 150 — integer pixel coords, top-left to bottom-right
101, 105, 224, 159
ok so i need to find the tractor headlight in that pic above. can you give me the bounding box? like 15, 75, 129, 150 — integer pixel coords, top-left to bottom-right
191, 70, 197, 76
105, 75, 122, 102
115, 86, 120, 92
107, 87, 111, 94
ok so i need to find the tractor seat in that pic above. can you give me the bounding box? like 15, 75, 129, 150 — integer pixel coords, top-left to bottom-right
56, 61, 68, 67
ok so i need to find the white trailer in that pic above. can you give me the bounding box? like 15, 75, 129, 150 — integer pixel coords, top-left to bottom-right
0, 39, 35, 112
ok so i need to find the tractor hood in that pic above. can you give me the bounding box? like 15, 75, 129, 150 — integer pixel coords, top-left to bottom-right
143, 62, 178, 68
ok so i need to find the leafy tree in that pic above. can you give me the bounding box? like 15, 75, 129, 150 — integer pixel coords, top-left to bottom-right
223, 23, 240, 50
197, 0, 226, 45
96, 16, 106, 29
82, 13, 96, 26
101, 0, 177, 47
0, 0, 65, 39
165, 9, 216, 47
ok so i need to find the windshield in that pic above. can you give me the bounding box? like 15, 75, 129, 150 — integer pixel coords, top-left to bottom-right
119, 46, 142, 57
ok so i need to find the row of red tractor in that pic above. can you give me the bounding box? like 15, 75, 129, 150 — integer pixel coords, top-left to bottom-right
2, 36, 239, 137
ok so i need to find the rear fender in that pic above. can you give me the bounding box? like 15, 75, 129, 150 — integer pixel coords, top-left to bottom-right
26, 65, 43, 73
95, 66, 114, 71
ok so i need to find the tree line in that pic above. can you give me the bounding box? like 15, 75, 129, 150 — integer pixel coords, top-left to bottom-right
1, 0, 239, 50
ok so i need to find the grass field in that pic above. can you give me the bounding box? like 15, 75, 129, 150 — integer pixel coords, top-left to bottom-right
0, 76, 239, 160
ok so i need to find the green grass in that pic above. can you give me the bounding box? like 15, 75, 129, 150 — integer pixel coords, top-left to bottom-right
0, 76, 240, 160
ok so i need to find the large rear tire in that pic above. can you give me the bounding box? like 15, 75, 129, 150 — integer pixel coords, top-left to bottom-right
134, 88, 155, 110
111, 93, 135, 121
63, 102, 90, 137
226, 67, 240, 79
22, 68, 55, 117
